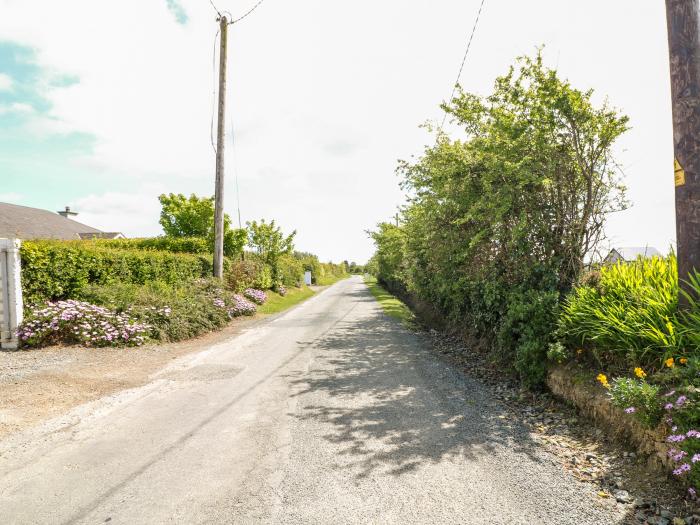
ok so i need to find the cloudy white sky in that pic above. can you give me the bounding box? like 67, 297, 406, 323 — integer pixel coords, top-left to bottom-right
0, 1, 675, 262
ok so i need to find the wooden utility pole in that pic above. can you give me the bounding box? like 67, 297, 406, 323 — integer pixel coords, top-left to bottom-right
213, 15, 228, 279
666, 1, 700, 300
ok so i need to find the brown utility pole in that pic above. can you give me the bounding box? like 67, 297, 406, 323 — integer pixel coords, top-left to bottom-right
213, 15, 228, 279
666, 1, 700, 300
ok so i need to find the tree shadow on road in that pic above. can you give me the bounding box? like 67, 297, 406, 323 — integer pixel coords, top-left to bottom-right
287, 307, 547, 480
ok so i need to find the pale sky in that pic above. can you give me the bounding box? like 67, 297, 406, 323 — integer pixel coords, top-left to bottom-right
0, 1, 675, 263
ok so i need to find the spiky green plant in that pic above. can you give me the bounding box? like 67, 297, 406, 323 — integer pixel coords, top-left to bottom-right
559, 254, 681, 367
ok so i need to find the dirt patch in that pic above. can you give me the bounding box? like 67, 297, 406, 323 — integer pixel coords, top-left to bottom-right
0, 316, 260, 440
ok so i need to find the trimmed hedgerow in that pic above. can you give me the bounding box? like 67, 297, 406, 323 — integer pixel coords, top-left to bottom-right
20, 240, 217, 305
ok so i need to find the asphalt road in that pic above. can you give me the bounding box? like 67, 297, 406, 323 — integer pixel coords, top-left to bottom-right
0, 276, 627, 524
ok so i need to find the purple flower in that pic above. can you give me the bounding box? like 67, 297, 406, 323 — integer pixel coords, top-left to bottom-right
665, 403, 674, 411
672, 451, 688, 462
624, 407, 636, 414
673, 463, 691, 476
676, 395, 688, 407
687, 430, 700, 439
667, 434, 687, 443
692, 454, 700, 463
689, 487, 697, 499
243, 289, 267, 305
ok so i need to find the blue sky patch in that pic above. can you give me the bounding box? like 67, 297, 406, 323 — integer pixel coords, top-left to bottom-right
166, 0, 189, 25
0, 41, 105, 210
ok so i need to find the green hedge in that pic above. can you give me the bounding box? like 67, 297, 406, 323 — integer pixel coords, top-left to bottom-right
20, 240, 216, 304
93, 237, 211, 254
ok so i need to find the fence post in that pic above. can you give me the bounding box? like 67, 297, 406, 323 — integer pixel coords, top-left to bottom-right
0, 238, 23, 349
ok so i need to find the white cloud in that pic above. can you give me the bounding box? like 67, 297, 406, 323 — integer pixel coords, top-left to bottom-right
0, 192, 23, 203
0, 73, 12, 91
0, 102, 33, 115
71, 188, 165, 238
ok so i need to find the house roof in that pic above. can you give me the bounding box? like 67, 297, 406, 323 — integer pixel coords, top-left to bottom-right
78, 232, 124, 240
0, 202, 104, 240
610, 246, 662, 261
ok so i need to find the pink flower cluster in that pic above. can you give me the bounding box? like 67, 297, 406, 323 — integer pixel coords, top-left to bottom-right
18, 300, 149, 348
228, 295, 257, 317
243, 288, 267, 305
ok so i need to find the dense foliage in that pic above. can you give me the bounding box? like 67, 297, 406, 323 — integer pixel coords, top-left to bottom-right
21, 240, 214, 305
560, 256, 683, 368
247, 219, 296, 286
19, 279, 260, 347
369, 53, 628, 387
158, 193, 246, 257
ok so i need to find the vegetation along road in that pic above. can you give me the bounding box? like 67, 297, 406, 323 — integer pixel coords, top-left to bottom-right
0, 277, 628, 524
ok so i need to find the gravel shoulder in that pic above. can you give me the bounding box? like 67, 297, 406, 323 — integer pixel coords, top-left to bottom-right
0, 314, 266, 440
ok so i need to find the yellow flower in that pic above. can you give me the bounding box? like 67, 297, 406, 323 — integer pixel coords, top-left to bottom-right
666, 357, 675, 368
680, 357, 688, 365
596, 373, 610, 389
634, 367, 646, 379
576, 348, 584, 356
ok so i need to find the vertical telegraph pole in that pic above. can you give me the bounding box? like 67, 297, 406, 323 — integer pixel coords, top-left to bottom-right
213, 15, 228, 279
666, 0, 700, 301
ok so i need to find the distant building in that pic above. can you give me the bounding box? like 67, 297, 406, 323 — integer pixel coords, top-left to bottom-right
0, 203, 125, 240
604, 246, 662, 264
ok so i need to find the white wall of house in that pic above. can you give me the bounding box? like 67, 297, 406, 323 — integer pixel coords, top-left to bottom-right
0, 238, 23, 349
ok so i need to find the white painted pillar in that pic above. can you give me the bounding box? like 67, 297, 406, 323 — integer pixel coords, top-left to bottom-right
0, 238, 23, 349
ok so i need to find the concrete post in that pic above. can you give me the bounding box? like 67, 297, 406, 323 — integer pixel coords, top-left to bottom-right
0, 238, 23, 349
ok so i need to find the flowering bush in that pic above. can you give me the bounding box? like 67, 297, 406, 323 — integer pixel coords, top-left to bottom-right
602, 361, 700, 500
243, 288, 267, 305
276, 285, 287, 297
228, 294, 257, 317
608, 376, 662, 427
18, 300, 149, 348
662, 386, 700, 498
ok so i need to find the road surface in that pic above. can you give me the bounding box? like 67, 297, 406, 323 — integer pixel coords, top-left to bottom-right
0, 276, 626, 524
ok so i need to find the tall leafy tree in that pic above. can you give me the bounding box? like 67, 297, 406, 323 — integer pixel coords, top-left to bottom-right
371, 52, 629, 386
247, 219, 296, 280
158, 193, 246, 257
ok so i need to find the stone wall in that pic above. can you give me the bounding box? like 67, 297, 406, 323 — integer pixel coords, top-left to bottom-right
547, 364, 674, 473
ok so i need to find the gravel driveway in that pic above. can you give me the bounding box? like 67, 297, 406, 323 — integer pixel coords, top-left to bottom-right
0, 276, 630, 524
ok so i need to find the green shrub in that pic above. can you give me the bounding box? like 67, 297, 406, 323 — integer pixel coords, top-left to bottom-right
20, 240, 215, 305
559, 255, 681, 368
609, 376, 663, 427
278, 254, 304, 287
547, 341, 569, 364
225, 259, 266, 292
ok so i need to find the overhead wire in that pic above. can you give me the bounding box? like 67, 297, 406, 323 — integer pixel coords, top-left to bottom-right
437, 0, 486, 135
229, 0, 267, 25
208, 0, 268, 227
207, 0, 221, 17
210, 26, 220, 155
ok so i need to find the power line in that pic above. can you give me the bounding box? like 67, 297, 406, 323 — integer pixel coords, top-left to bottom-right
210, 26, 221, 155
230, 0, 267, 25
208, 0, 221, 17
438, 0, 486, 134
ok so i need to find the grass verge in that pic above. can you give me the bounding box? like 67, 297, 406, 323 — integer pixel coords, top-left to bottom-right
316, 274, 349, 286
258, 286, 316, 315
363, 275, 414, 325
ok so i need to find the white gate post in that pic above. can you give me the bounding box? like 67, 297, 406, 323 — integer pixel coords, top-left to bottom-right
0, 238, 23, 349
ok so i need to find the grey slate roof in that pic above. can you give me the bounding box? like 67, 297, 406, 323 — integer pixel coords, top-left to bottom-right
0, 202, 103, 240
605, 246, 662, 263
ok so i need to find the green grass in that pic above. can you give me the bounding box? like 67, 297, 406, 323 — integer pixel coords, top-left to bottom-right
316, 274, 349, 286
363, 275, 414, 324
257, 286, 316, 315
